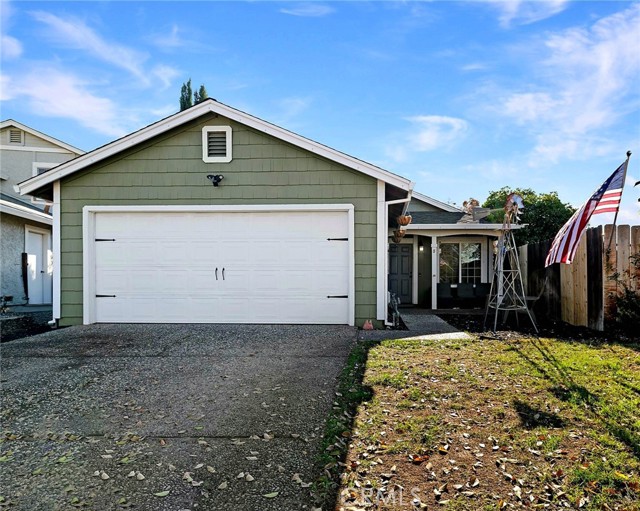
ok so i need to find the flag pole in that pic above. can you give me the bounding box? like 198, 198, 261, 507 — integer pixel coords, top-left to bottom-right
606, 150, 632, 252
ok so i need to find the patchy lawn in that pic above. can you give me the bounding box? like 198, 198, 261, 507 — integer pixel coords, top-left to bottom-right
319, 333, 640, 510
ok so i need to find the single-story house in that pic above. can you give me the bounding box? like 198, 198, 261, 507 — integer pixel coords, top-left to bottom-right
1, 120, 83, 306
17, 99, 507, 327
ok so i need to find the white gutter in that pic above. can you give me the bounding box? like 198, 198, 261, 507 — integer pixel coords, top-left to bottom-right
0, 199, 53, 225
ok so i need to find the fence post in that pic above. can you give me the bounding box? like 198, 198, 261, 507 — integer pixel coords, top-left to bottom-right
631, 226, 640, 293
587, 226, 604, 331
603, 224, 617, 321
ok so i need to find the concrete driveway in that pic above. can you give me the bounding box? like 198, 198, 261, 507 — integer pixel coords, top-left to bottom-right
0, 324, 357, 510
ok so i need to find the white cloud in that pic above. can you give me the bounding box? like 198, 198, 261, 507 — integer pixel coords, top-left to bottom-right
151, 24, 184, 49
0, 74, 14, 101
384, 115, 469, 163
31, 11, 149, 83
407, 115, 469, 152
280, 3, 334, 17
1, 35, 22, 59
495, 4, 640, 166
461, 62, 488, 72
13, 67, 128, 137
489, 0, 569, 28
152, 64, 181, 90
277, 96, 312, 120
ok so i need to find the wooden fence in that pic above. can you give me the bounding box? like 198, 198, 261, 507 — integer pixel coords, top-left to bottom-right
518, 224, 639, 331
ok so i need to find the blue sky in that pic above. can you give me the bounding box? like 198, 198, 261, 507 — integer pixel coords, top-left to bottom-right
1, 0, 639, 224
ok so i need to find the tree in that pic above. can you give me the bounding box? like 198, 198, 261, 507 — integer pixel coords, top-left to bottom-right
179, 80, 209, 111
482, 187, 575, 245
179, 79, 193, 111
194, 84, 208, 104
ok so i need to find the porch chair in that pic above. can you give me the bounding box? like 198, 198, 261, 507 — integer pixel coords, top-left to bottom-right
456, 283, 475, 307
437, 283, 454, 309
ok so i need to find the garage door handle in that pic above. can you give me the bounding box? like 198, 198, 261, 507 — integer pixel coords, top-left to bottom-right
222, 268, 225, 280
215, 268, 218, 280
327, 295, 348, 298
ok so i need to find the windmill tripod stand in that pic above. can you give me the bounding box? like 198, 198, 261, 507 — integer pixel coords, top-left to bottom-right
483, 202, 538, 334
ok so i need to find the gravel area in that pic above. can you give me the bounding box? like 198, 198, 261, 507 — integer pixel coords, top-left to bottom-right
0, 324, 357, 510
1, 310, 52, 343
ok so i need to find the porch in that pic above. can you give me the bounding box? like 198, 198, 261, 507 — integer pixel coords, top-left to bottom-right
388, 231, 501, 310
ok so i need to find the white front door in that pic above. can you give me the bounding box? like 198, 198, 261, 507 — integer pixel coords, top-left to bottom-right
25, 227, 53, 304
88, 208, 353, 324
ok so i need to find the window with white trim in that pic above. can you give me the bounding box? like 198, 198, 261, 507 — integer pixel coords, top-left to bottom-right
202, 126, 232, 163
439, 240, 485, 284
31, 163, 56, 204
9, 129, 24, 145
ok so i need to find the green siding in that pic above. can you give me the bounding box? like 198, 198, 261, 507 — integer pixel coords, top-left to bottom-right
60, 114, 380, 326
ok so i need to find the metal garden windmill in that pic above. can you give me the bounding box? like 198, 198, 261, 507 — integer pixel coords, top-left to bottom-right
483, 193, 538, 333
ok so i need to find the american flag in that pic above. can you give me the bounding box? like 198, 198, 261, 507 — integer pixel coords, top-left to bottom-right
545, 157, 629, 266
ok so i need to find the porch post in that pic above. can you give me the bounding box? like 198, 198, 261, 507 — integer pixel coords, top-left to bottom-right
431, 236, 438, 309
412, 237, 419, 304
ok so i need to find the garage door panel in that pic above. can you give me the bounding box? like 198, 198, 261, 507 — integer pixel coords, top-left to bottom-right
92, 209, 351, 324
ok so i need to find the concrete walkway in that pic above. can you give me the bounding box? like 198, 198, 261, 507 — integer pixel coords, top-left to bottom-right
359, 309, 471, 341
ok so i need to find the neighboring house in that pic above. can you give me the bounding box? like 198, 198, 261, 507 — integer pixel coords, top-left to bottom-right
390, 191, 516, 309
1, 120, 83, 306
18, 99, 414, 327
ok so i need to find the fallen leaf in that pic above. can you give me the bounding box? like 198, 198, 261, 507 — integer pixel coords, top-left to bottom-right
264, 492, 279, 498
218, 482, 228, 490
206, 466, 216, 473
153, 490, 170, 497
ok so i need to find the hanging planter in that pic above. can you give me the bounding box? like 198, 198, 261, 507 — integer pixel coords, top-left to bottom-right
392, 229, 406, 243
397, 214, 412, 226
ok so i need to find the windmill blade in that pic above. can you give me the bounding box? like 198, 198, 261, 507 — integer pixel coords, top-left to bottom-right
472, 207, 503, 221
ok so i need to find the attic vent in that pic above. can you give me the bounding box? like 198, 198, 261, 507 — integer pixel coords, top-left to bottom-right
207, 132, 226, 157
9, 129, 23, 145
202, 126, 232, 163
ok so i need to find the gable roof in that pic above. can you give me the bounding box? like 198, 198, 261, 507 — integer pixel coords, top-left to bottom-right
1, 119, 84, 155
410, 191, 462, 213
17, 99, 413, 196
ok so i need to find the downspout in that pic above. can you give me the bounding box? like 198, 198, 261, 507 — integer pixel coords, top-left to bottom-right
383, 187, 414, 326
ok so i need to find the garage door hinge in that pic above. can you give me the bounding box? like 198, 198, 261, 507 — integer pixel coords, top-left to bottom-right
327, 238, 348, 241
96, 294, 116, 298
327, 295, 348, 299
95, 238, 116, 242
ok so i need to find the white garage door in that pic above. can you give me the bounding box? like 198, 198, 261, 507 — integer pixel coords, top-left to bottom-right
90, 208, 351, 324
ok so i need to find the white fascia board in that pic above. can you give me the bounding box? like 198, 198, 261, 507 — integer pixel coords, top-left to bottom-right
0, 145, 78, 154
376, 180, 386, 321
53, 181, 61, 320
1, 119, 84, 155
82, 204, 355, 214
411, 191, 462, 212
0, 200, 53, 225
18, 100, 412, 195
406, 223, 523, 230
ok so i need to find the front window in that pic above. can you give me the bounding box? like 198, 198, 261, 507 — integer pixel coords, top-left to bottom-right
439, 241, 482, 284
439, 244, 459, 283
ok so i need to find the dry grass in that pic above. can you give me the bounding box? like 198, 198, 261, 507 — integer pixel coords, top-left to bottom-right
330, 335, 639, 510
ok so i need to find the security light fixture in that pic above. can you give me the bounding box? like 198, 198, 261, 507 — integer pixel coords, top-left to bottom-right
207, 174, 224, 187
